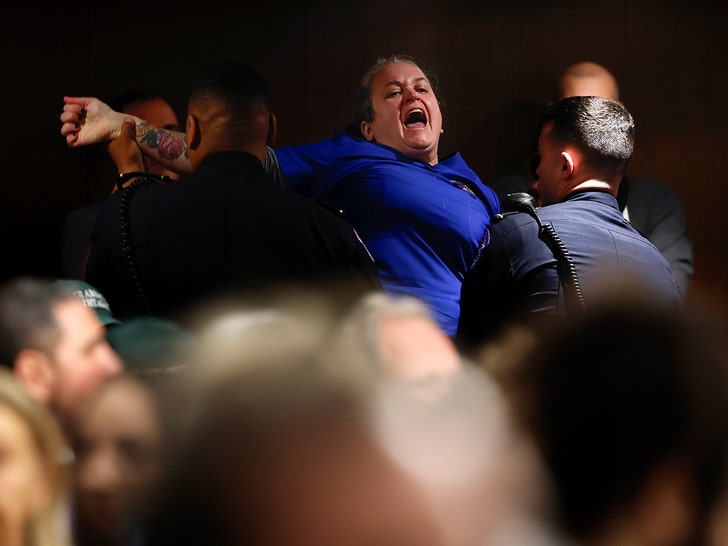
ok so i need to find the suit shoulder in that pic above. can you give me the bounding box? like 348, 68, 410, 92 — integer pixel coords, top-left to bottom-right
627, 177, 681, 200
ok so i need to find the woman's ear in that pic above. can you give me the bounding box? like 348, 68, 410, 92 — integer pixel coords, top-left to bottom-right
360, 121, 374, 142
186, 114, 201, 150
267, 111, 278, 146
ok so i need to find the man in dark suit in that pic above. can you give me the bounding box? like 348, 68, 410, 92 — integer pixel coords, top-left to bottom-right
617, 175, 692, 295
85, 62, 378, 320
457, 96, 682, 350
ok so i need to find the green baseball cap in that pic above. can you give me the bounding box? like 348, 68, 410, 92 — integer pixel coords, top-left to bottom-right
54, 279, 121, 327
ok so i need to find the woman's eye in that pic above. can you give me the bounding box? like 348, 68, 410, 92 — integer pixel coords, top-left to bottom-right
387, 90, 401, 98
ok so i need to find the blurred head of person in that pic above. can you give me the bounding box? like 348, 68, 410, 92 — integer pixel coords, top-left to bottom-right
106, 317, 191, 374
329, 292, 462, 403
141, 300, 445, 546
142, 291, 533, 546
519, 295, 728, 546
0, 368, 71, 546
557, 60, 620, 102
0, 278, 123, 434
71, 374, 164, 546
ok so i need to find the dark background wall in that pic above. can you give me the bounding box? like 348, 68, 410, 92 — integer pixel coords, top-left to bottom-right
3, 1, 726, 306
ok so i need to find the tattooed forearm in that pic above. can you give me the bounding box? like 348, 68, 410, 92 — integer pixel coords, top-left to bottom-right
136, 122, 188, 160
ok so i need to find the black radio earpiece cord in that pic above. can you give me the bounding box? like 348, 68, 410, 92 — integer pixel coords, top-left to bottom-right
503, 192, 587, 313
119, 177, 156, 316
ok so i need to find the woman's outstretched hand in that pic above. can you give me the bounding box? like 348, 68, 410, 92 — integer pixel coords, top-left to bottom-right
60, 96, 129, 147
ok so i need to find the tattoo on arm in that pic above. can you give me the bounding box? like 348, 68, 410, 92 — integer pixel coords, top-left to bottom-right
136, 123, 188, 160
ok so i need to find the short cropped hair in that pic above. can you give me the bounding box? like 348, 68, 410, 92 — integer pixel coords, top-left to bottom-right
189, 61, 270, 110
188, 61, 271, 145
0, 278, 75, 366
543, 96, 634, 169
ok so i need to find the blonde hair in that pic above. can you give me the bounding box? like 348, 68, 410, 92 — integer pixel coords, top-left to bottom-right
0, 369, 71, 546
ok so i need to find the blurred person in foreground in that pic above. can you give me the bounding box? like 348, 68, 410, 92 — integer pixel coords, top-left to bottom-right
0, 277, 122, 435
71, 373, 165, 546
141, 292, 542, 546
328, 292, 462, 404
0, 368, 71, 546
479, 293, 728, 546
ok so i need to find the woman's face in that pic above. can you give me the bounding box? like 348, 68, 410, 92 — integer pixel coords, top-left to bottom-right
0, 405, 48, 545
72, 377, 162, 541
360, 62, 443, 165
